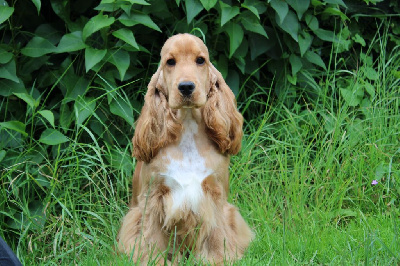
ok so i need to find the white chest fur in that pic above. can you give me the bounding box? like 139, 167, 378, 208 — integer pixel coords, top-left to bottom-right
160, 117, 212, 214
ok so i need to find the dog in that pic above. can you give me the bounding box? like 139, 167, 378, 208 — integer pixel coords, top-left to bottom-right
117, 33, 253, 264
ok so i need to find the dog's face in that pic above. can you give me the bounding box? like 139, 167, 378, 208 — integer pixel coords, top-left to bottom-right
159, 34, 211, 109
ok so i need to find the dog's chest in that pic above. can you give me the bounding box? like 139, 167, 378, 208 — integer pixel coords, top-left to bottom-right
160, 119, 212, 213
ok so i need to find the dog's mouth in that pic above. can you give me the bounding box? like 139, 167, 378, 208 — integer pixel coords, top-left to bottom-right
180, 103, 203, 109
169, 94, 205, 109
181, 97, 196, 108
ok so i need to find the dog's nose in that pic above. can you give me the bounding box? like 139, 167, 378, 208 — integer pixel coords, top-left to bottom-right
178, 81, 195, 97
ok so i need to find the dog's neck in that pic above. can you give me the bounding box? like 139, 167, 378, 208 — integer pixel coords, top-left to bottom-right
175, 108, 203, 125
174, 108, 207, 148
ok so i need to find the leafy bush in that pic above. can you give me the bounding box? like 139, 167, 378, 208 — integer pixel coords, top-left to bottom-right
0, 0, 399, 262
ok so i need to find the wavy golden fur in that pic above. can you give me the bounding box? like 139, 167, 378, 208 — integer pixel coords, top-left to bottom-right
118, 33, 253, 264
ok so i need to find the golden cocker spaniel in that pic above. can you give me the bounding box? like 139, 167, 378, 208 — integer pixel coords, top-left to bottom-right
117, 33, 253, 264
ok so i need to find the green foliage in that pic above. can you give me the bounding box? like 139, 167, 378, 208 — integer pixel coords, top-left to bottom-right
0, 0, 399, 264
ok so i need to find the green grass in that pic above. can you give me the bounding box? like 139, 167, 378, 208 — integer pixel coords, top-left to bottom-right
1, 41, 399, 265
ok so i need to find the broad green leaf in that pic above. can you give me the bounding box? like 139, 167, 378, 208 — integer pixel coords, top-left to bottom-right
50, 0, 69, 21
365, 67, 378, 80
220, 2, 240, 27
289, 54, 302, 76
59, 103, 73, 130
112, 28, 139, 49
110, 98, 134, 125
305, 51, 327, 70
21, 37, 56, 57
324, 0, 346, 7
353, 34, 366, 46
298, 31, 313, 57
35, 175, 50, 188
0, 48, 13, 64
7, 200, 47, 231
226, 69, 239, 96
39, 128, 69, 145
38, 110, 55, 127
13, 92, 40, 108
85, 47, 107, 72
241, 12, 268, 38
0, 79, 26, 96
34, 24, 61, 45
217, 55, 228, 79
64, 76, 90, 103
314, 28, 337, 42
235, 56, 246, 74
56, 31, 86, 53
0, 59, 19, 83
121, 5, 131, 15
199, 0, 217, 11
364, 82, 375, 98
0, 121, 27, 136
109, 49, 130, 80
225, 22, 244, 58
141, 0, 169, 18
31, 0, 41, 13
360, 98, 372, 119
287, 74, 297, 85
305, 14, 319, 31
0, 150, 6, 163
270, 0, 288, 24
98, 0, 149, 5
276, 10, 299, 42
360, 52, 373, 66
82, 13, 115, 41
311, 0, 324, 7
186, 0, 203, 24
28, 201, 46, 230
323, 7, 349, 20
242, 4, 259, 19
249, 33, 274, 60
234, 37, 248, 59
244, 0, 267, 14
119, 12, 161, 32
340, 86, 363, 107
287, 0, 310, 20
94, 2, 122, 12
125, 0, 150, 5
75, 97, 96, 127
0, 6, 13, 25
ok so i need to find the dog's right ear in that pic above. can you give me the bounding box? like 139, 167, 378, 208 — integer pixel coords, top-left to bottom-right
203, 64, 243, 155
132, 66, 182, 163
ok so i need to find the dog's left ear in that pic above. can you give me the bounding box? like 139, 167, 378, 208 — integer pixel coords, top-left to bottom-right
203, 64, 243, 155
132, 66, 182, 163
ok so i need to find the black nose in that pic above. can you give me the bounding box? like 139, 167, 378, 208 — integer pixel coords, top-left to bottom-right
178, 81, 195, 97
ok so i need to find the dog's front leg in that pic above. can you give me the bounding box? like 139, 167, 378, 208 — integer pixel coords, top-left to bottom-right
118, 181, 172, 264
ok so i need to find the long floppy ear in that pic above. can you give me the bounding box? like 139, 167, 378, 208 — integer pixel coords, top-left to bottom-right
203, 64, 244, 155
132, 67, 182, 163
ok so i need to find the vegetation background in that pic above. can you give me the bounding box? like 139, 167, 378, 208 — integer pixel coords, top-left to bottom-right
0, 0, 399, 264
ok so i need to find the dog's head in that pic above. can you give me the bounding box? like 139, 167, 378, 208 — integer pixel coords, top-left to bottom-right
133, 34, 243, 162
157, 34, 210, 109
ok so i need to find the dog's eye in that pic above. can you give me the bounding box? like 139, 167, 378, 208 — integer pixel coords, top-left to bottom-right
166, 59, 176, 66
196, 57, 205, 65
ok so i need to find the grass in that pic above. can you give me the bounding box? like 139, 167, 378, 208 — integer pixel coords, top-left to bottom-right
1, 40, 399, 265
